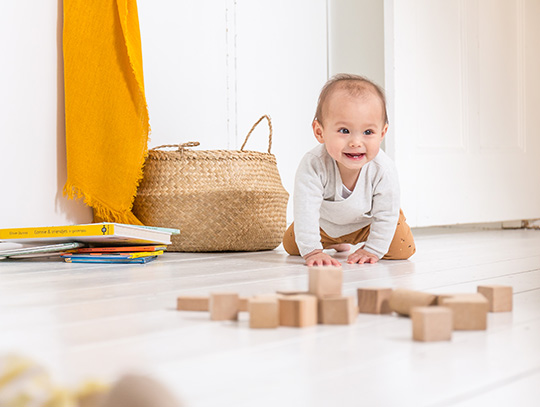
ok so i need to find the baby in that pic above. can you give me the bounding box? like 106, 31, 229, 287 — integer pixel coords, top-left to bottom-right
283, 74, 416, 266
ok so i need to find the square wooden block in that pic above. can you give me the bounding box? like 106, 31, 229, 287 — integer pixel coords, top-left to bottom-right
279, 294, 318, 327
308, 266, 343, 298
209, 293, 239, 321
357, 288, 393, 314
440, 293, 488, 330
249, 298, 279, 329
411, 306, 453, 342
319, 296, 357, 325
477, 285, 513, 312
176, 295, 209, 311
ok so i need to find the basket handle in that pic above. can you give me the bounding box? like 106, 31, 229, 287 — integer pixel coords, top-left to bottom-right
150, 142, 200, 151
240, 115, 273, 153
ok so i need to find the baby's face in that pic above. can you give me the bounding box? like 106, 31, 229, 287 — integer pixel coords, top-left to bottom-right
313, 89, 388, 183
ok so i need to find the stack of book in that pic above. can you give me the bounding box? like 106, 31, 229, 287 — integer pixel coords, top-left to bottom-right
0, 223, 179, 264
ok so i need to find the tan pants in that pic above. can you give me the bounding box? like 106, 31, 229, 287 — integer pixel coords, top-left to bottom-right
282, 209, 416, 260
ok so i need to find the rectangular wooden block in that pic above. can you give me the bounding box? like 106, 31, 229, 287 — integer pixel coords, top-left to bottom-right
389, 288, 437, 316
357, 288, 393, 314
308, 266, 343, 298
279, 294, 318, 327
411, 306, 452, 342
248, 298, 279, 329
209, 293, 239, 321
477, 285, 513, 312
319, 296, 357, 325
440, 293, 488, 330
176, 296, 209, 311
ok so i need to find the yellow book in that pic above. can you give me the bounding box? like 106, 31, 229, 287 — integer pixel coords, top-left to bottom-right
0, 223, 177, 245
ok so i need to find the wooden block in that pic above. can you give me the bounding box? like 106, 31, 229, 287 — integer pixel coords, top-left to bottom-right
436, 293, 481, 305
411, 306, 453, 342
389, 289, 437, 316
254, 293, 282, 300
276, 290, 309, 296
279, 294, 318, 327
249, 297, 279, 329
308, 266, 343, 298
319, 296, 357, 325
209, 293, 239, 321
176, 295, 209, 311
440, 293, 489, 330
239, 296, 251, 312
253, 293, 289, 303
477, 285, 513, 312
357, 288, 393, 314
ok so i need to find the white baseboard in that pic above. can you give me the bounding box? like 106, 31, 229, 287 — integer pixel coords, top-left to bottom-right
413, 219, 540, 232
524, 219, 540, 229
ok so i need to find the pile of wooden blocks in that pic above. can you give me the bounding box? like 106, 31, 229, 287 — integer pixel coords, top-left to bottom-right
175, 266, 513, 341
385, 285, 513, 342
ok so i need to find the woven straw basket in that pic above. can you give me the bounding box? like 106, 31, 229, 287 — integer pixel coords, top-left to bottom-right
133, 115, 289, 252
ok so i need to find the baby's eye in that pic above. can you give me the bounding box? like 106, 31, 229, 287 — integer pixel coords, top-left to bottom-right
364, 129, 374, 135
338, 128, 350, 134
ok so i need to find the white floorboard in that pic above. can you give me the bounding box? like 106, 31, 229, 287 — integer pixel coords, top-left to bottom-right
1, 228, 539, 406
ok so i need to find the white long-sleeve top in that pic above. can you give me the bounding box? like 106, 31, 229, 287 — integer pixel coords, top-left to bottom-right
293, 144, 400, 258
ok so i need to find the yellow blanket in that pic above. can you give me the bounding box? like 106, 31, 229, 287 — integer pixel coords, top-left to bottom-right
63, 0, 149, 224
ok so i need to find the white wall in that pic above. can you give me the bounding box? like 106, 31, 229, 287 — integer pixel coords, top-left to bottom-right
0, 1, 92, 228
328, 0, 386, 150
328, 0, 385, 86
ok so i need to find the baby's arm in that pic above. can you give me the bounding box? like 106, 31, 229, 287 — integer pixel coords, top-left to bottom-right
348, 168, 400, 264
293, 153, 339, 266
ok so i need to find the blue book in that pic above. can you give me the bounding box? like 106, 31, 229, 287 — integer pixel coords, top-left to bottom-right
61, 251, 163, 260
63, 255, 158, 264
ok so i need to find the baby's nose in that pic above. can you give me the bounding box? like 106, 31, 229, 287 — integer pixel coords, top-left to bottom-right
349, 136, 363, 147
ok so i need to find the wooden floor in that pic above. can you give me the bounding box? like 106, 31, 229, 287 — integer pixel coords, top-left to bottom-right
1, 227, 540, 407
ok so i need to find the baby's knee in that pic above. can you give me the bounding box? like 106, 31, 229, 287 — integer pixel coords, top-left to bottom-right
283, 240, 301, 256
383, 240, 416, 260
400, 242, 416, 259
282, 224, 301, 256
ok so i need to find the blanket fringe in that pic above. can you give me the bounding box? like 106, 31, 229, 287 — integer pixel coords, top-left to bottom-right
63, 183, 143, 225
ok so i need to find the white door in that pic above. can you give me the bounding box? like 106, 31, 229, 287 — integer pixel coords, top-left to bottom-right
384, 0, 540, 227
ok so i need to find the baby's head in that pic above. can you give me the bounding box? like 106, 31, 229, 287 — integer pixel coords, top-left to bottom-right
314, 74, 388, 127
312, 74, 389, 180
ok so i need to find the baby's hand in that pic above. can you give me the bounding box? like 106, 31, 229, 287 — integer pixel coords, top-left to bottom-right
304, 250, 341, 267
347, 248, 379, 264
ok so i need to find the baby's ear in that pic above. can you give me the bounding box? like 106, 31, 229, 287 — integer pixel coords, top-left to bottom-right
312, 120, 325, 143
381, 123, 389, 140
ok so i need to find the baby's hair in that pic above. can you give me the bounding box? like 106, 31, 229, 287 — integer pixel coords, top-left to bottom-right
314, 73, 388, 126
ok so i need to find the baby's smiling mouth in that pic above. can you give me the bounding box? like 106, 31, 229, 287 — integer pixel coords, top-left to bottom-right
344, 152, 365, 159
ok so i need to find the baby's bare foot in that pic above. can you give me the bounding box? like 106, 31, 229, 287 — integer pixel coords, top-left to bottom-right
327, 243, 351, 252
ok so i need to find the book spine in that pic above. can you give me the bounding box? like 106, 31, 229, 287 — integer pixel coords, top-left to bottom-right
127, 250, 164, 258
0, 224, 114, 240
